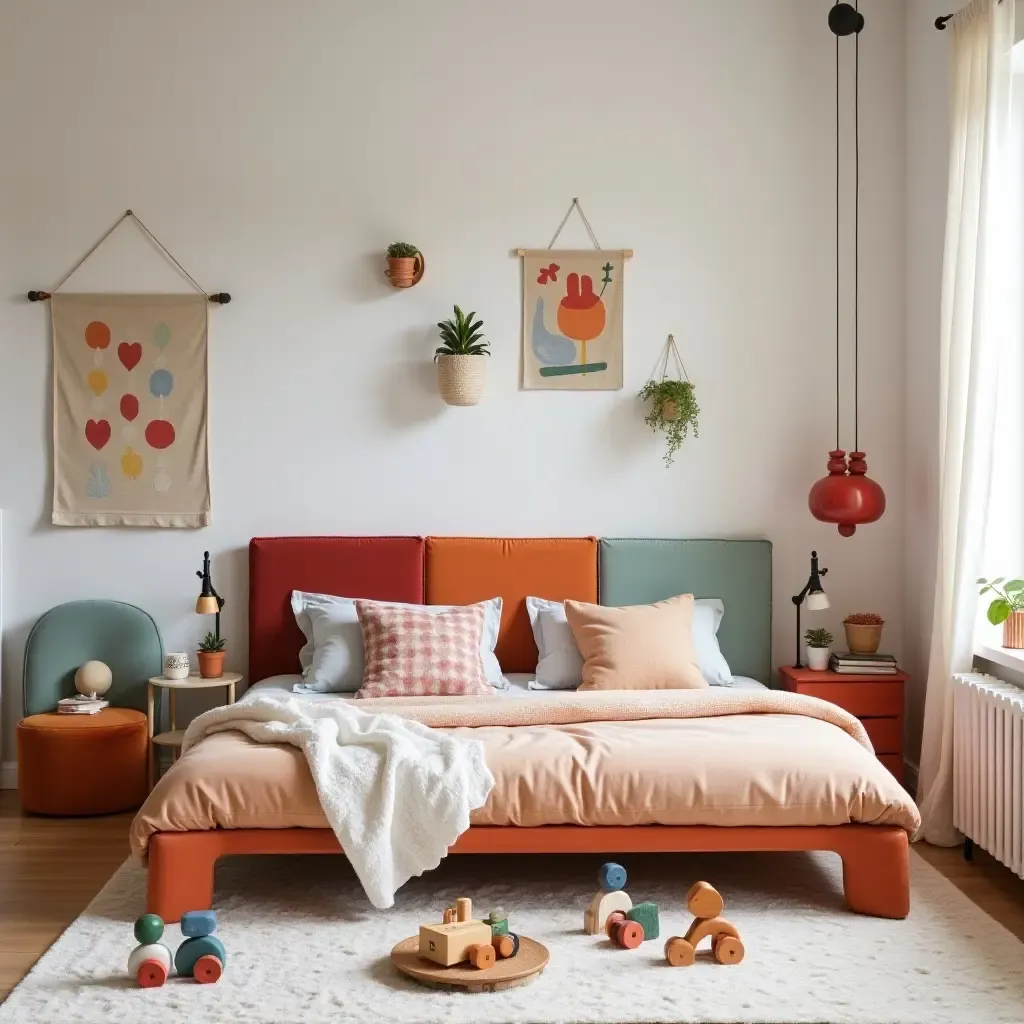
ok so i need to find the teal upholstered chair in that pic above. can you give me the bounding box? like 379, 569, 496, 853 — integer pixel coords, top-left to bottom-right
22, 600, 163, 715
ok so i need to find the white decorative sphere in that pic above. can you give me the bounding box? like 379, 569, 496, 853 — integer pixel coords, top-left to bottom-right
74, 660, 112, 697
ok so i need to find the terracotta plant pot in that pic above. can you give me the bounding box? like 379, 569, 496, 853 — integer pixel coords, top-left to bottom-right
385, 253, 425, 288
197, 650, 226, 679
843, 622, 883, 654
661, 399, 679, 422
1003, 611, 1024, 649
436, 354, 486, 406
806, 647, 830, 671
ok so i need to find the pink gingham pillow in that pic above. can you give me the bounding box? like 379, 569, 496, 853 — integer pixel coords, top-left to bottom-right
354, 600, 492, 698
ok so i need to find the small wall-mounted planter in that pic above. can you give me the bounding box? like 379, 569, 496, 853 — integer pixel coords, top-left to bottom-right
437, 354, 486, 406
385, 244, 425, 288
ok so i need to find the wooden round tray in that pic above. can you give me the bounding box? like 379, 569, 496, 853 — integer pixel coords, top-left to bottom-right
390, 935, 549, 993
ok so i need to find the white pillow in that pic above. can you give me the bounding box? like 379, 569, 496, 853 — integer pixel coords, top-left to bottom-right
526, 595, 734, 689
290, 591, 506, 693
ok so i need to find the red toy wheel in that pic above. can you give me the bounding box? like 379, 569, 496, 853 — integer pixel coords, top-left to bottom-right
614, 920, 644, 949
605, 910, 627, 938
136, 959, 168, 988
193, 954, 223, 984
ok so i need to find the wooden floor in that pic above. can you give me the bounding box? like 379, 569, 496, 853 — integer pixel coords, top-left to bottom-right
1, 790, 1022, 1001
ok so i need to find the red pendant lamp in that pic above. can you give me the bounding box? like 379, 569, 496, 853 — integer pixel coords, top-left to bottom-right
809, 2, 885, 537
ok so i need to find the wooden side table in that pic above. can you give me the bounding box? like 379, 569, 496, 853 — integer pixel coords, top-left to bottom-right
777, 665, 908, 784
147, 672, 242, 790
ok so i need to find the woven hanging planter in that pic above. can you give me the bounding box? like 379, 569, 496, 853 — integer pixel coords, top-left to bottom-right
436, 354, 486, 406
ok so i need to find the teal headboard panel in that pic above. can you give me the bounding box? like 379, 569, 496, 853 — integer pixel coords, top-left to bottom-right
599, 539, 772, 683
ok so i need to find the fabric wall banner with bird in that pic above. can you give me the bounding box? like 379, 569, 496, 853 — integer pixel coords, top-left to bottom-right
521, 251, 624, 390
51, 293, 211, 527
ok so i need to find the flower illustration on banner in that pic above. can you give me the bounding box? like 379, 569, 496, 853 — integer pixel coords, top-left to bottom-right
87, 369, 108, 396
85, 322, 111, 350
149, 369, 173, 397
537, 263, 560, 285
86, 463, 111, 499
120, 445, 143, 479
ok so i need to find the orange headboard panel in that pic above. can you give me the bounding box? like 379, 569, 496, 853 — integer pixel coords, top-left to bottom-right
425, 537, 598, 673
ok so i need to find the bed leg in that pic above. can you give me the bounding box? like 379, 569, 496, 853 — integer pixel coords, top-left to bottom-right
838, 827, 910, 919
147, 833, 217, 923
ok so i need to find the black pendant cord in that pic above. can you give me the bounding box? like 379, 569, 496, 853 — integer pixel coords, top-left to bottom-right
835, 27, 841, 453
854, 0, 860, 453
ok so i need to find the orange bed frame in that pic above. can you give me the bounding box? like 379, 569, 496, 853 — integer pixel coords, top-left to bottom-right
147, 823, 910, 922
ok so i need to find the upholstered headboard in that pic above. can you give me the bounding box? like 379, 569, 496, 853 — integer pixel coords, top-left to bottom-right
599, 539, 773, 682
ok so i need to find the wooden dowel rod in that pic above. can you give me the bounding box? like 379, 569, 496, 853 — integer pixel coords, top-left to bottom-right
28, 290, 231, 303
515, 248, 632, 258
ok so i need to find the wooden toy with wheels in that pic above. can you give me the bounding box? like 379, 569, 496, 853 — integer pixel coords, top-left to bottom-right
664, 881, 745, 967
129, 913, 172, 987
175, 909, 226, 983
584, 862, 632, 935
418, 897, 496, 969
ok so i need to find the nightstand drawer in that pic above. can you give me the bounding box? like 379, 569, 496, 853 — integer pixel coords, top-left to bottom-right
859, 716, 902, 753
792, 681, 904, 717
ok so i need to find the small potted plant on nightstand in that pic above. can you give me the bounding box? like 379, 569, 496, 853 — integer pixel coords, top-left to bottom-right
804, 627, 833, 671
197, 632, 227, 679
385, 241, 425, 288
435, 305, 490, 406
977, 576, 1024, 648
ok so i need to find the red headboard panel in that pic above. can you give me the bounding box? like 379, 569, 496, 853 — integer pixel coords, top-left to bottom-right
248, 536, 424, 683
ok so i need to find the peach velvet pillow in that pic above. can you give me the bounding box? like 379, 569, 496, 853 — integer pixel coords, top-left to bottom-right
563, 594, 709, 691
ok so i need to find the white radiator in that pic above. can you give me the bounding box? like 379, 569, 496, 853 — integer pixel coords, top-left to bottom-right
952, 673, 1024, 878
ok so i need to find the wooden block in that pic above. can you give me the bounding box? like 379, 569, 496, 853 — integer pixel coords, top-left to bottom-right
174, 935, 226, 978
443, 907, 456, 924
193, 953, 224, 984
418, 920, 493, 967
485, 907, 509, 935
133, 913, 164, 945
605, 910, 627, 938
597, 862, 627, 892
181, 909, 217, 938
664, 936, 695, 967
456, 897, 472, 923
584, 889, 632, 935
626, 902, 659, 941
686, 881, 724, 919
469, 942, 496, 969
613, 920, 644, 949
128, 943, 171, 987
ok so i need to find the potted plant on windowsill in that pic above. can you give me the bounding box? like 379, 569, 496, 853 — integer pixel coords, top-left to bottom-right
804, 627, 834, 671
843, 613, 884, 654
435, 305, 490, 406
385, 241, 425, 288
638, 378, 700, 467
197, 632, 227, 679
977, 576, 1024, 648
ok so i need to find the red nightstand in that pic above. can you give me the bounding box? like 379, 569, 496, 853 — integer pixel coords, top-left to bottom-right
777, 665, 907, 784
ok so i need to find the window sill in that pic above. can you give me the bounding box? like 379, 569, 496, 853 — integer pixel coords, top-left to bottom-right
974, 642, 1024, 675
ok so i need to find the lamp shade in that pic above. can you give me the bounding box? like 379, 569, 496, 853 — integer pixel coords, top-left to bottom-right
805, 591, 830, 612
808, 451, 885, 537
195, 595, 220, 615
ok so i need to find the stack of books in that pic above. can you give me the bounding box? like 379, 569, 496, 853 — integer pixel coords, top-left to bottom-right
56, 694, 109, 715
829, 651, 898, 674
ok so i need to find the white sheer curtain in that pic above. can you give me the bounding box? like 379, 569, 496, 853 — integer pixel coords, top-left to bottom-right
917, 0, 1017, 845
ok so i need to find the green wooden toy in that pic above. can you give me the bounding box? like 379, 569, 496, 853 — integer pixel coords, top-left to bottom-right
175, 934, 227, 980
133, 913, 164, 945
626, 902, 660, 941
485, 906, 509, 936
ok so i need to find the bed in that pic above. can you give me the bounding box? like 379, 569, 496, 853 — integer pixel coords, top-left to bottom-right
133, 536, 919, 922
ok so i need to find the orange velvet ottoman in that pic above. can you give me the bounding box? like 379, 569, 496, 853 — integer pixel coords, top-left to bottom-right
18, 708, 148, 816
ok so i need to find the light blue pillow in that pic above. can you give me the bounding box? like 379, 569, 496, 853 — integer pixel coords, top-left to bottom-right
291, 591, 506, 693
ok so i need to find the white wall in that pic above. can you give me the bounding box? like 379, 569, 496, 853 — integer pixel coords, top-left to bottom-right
0, 0, 909, 760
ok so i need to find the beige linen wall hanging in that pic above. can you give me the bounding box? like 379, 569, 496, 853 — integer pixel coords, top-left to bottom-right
28, 210, 231, 527
517, 198, 631, 391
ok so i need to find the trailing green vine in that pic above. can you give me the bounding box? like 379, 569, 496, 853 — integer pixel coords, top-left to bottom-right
638, 378, 700, 467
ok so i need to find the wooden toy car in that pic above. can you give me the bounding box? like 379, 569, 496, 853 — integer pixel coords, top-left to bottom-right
664, 881, 745, 966
418, 897, 496, 969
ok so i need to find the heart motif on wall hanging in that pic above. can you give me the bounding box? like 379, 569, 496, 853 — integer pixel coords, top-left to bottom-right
118, 342, 142, 371
145, 419, 175, 450
85, 419, 111, 450
119, 394, 139, 421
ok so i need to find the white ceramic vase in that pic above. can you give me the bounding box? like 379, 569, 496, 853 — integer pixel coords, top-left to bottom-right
163, 652, 191, 680
806, 646, 831, 671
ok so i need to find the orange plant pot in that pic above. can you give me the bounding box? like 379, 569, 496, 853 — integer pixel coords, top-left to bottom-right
385, 254, 425, 288
197, 651, 225, 679
1003, 611, 1024, 649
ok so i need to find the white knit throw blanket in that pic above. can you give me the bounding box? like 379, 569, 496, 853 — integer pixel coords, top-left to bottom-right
180, 694, 495, 909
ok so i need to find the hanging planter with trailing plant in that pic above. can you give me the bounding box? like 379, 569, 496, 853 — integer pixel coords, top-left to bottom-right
639, 334, 700, 466
435, 305, 490, 406
385, 241, 425, 288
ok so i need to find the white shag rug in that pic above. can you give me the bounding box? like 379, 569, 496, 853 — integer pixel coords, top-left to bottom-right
2, 848, 1022, 1024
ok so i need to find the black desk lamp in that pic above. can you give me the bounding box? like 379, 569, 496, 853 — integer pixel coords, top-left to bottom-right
792, 550, 829, 668
195, 550, 224, 641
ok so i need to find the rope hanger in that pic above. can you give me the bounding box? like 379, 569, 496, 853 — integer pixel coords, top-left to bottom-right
27, 209, 231, 303
515, 198, 633, 257
649, 333, 690, 384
